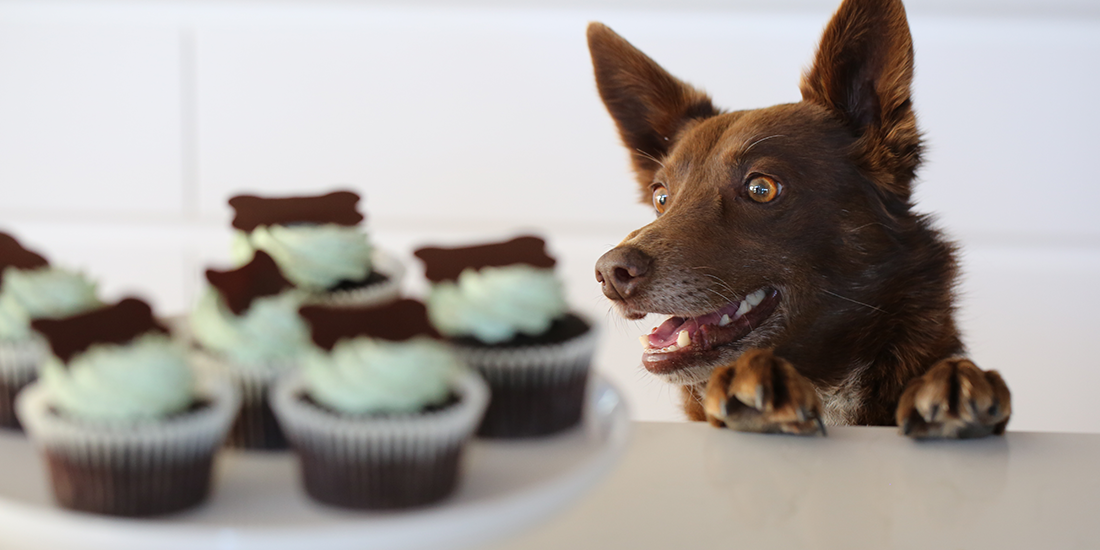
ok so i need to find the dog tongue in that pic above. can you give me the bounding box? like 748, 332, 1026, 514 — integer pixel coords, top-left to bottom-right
648, 314, 720, 347
647, 302, 741, 348
649, 316, 686, 348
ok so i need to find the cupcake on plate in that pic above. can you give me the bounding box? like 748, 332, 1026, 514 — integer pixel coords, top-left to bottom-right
0, 232, 100, 430
15, 298, 239, 516
228, 190, 403, 307
190, 250, 311, 449
414, 235, 596, 438
271, 299, 488, 510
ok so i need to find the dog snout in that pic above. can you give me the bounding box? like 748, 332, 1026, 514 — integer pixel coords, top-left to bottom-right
595, 246, 652, 301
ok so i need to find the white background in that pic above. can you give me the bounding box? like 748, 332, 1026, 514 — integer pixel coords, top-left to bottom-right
0, 0, 1097, 432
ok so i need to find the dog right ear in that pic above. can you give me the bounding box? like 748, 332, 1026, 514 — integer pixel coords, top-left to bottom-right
587, 23, 716, 192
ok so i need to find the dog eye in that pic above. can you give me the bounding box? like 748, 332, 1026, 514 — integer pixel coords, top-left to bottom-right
652, 186, 670, 214
746, 176, 781, 203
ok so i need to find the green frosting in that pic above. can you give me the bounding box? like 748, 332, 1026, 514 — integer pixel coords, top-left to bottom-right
302, 337, 460, 414
0, 266, 100, 340
190, 287, 311, 366
426, 265, 568, 344
231, 224, 373, 290
39, 333, 194, 421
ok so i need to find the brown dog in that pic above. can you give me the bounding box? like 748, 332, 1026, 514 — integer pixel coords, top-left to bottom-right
589, 0, 1011, 438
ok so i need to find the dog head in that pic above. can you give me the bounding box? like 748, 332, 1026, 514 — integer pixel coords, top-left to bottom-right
590, 0, 922, 387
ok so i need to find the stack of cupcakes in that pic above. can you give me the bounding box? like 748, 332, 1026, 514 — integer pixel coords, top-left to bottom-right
416, 236, 597, 438
16, 298, 239, 516
273, 299, 488, 509
0, 232, 101, 430
193, 190, 406, 450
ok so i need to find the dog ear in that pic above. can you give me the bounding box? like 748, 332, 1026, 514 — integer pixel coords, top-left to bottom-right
587, 23, 717, 193
800, 0, 921, 200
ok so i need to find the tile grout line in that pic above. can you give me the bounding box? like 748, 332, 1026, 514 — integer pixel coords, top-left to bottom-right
179, 26, 201, 306
180, 26, 200, 222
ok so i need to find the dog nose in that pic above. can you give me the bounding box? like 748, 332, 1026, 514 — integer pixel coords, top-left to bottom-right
595, 246, 652, 301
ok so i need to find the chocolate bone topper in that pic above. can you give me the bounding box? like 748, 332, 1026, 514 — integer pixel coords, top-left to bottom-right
413, 235, 556, 283
31, 297, 168, 364
229, 190, 364, 232
0, 232, 49, 288
299, 299, 440, 351
205, 251, 294, 316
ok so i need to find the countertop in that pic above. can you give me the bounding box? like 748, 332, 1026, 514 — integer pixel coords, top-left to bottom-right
487, 422, 1100, 550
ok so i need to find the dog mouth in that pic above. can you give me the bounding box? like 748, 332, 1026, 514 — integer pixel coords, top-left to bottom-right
639, 288, 781, 375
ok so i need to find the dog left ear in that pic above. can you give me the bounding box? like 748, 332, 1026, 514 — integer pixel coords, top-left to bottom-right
800, 0, 921, 200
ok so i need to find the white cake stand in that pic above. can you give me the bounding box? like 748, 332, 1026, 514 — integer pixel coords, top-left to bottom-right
0, 376, 629, 550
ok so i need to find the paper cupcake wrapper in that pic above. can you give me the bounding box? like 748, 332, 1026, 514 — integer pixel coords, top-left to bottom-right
304, 248, 405, 309
15, 376, 240, 516
450, 324, 597, 438
0, 336, 45, 384
0, 337, 45, 429
449, 324, 598, 386
191, 350, 297, 450
270, 369, 489, 509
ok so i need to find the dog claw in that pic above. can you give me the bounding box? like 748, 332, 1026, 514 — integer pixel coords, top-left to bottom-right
703, 349, 826, 436
896, 358, 1012, 439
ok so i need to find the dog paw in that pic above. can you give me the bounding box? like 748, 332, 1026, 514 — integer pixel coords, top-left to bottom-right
897, 358, 1011, 439
703, 349, 826, 436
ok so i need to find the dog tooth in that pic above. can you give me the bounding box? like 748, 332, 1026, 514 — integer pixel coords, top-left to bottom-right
719, 314, 731, 327
747, 289, 766, 307
677, 330, 691, 348
639, 335, 650, 349
665, 344, 680, 353
736, 300, 751, 318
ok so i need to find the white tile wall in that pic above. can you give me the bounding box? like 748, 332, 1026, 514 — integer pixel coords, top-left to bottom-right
0, 0, 1096, 432
0, 22, 186, 219
192, 12, 641, 229
913, 18, 1100, 242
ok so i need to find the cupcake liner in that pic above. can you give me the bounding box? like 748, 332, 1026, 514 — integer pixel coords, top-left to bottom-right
191, 350, 296, 450
270, 369, 488, 509
15, 375, 240, 516
305, 248, 405, 309
0, 337, 46, 430
450, 324, 597, 438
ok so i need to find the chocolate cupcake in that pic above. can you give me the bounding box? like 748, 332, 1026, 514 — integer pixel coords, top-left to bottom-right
228, 190, 403, 307
190, 251, 311, 449
15, 298, 239, 516
270, 299, 488, 509
415, 236, 596, 438
0, 232, 100, 430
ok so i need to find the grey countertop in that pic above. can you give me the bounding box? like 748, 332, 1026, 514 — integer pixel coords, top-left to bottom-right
488, 422, 1100, 550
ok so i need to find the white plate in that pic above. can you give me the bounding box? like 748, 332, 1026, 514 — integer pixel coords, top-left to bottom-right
0, 376, 629, 550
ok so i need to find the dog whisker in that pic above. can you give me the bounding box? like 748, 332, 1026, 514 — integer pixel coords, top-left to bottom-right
691, 268, 741, 303
701, 287, 736, 306
822, 289, 886, 314
699, 274, 739, 301
634, 149, 666, 169
742, 134, 786, 154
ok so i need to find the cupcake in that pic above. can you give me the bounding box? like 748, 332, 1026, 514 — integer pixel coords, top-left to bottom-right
228, 190, 403, 307
15, 298, 239, 516
415, 235, 596, 438
0, 232, 100, 430
190, 250, 311, 449
271, 299, 488, 509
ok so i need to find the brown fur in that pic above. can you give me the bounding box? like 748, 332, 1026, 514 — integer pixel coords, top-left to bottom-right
589, 0, 1010, 436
